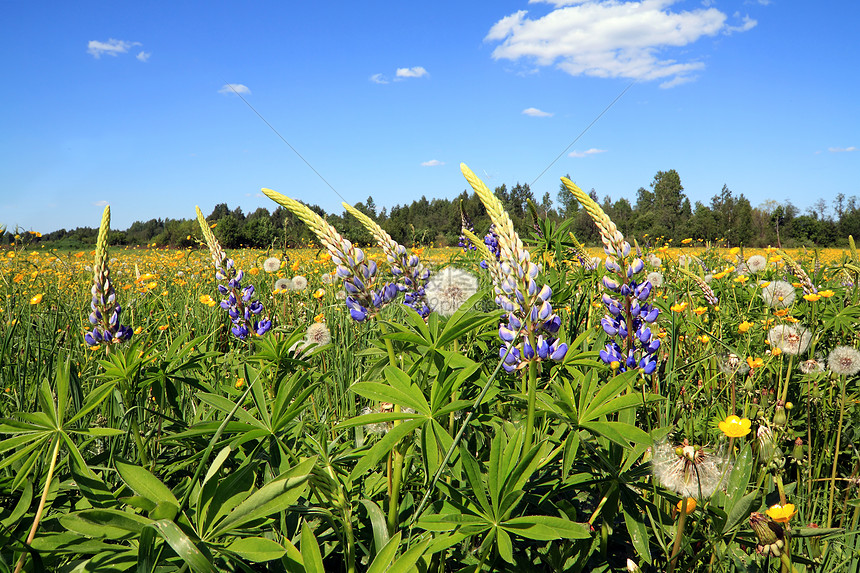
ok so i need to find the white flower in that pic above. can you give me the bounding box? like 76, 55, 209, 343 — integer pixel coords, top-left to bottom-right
761, 280, 796, 309
747, 255, 767, 274
263, 257, 281, 273
335, 289, 347, 301
321, 272, 334, 285
827, 345, 860, 376
291, 275, 308, 291
652, 440, 731, 499
646, 271, 664, 288
767, 325, 811, 356
648, 254, 662, 267
274, 278, 292, 292
424, 266, 478, 318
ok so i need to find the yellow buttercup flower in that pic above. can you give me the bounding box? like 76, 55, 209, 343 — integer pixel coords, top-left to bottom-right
694, 306, 708, 315
719, 415, 751, 438
681, 238, 693, 245
803, 293, 821, 302
676, 498, 696, 515
738, 321, 753, 333
670, 301, 688, 312
313, 288, 325, 299
819, 289, 835, 297
314, 313, 325, 323
733, 275, 748, 284
766, 503, 796, 523
30, 293, 44, 305
730, 247, 740, 255
747, 356, 764, 369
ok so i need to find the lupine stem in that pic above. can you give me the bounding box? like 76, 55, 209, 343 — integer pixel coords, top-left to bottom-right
524, 352, 538, 452
14, 435, 61, 573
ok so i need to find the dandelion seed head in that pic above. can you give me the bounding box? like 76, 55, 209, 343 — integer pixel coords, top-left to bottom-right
827, 345, 860, 376
291, 275, 308, 291
304, 322, 331, 347
424, 266, 478, 318
799, 358, 824, 374
651, 440, 730, 499
761, 280, 796, 309
747, 255, 767, 274
335, 289, 347, 301
646, 271, 663, 288
274, 278, 292, 292
719, 354, 750, 376
263, 257, 281, 272
767, 325, 811, 356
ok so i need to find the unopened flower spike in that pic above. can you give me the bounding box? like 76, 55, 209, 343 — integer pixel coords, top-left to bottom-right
195, 206, 271, 339
776, 248, 817, 294
461, 163, 567, 371
458, 200, 477, 252
677, 266, 719, 307
85, 205, 133, 347
342, 202, 430, 317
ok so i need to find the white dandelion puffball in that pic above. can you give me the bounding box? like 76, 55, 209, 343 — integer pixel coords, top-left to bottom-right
651, 440, 731, 499
761, 280, 796, 309
646, 271, 664, 288
321, 272, 334, 285
799, 358, 824, 374
718, 354, 750, 376
335, 289, 347, 301
274, 278, 292, 292
827, 345, 860, 376
648, 254, 662, 267
263, 257, 281, 273
304, 323, 331, 348
767, 325, 811, 356
746, 255, 767, 274
291, 275, 308, 291
424, 266, 479, 318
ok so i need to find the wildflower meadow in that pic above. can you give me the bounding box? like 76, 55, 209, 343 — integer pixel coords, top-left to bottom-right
3, 164, 860, 572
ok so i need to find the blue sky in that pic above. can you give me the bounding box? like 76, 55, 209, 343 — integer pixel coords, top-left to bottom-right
2, 1, 858, 233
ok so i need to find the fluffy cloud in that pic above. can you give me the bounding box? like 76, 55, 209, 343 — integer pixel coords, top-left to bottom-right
87, 39, 141, 58
218, 84, 251, 95
829, 146, 857, 153
486, 1, 757, 87
136, 51, 151, 62
522, 107, 553, 117
396, 66, 428, 78
370, 73, 389, 84
421, 159, 444, 167
569, 148, 607, 158
93, 200, 109, 207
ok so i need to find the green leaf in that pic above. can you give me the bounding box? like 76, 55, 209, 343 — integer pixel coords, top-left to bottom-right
623, 505, 652, 564
224, 536, 287, 562
115, 460, 179, 513
366, 532, 401, 573
350, 419, 424, 480
148, 519, 215, 573
359, 499, 390, 556
210, 458, 313, 538
301, 523, 325, 573
496, 527, 514, 564
60, 509, 154, 538
351, 382, 427, 415
0, 479, 32, 528
502, 516, 591, 540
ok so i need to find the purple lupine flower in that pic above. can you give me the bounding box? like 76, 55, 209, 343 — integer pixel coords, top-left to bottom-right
480, 225, 501, 270
213, 257, 271, 340
598, 246, 661, 374
458, 201, 477, 252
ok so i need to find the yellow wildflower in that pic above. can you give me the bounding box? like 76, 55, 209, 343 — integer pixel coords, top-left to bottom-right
313, 288, 325, 299
694, 306, 708, 315
733, 275, 748, 284
772, 347, 783, 356
676, 498, 696, 515
738, 321, 753, 333
747, 356, 764, 369
314, 313, 325, 323
670, 301, 688, 312
719, 415, 752, 438
681, 238, 693, 244
819, 289, 835, 297
803, 293, 821, 302
766, 503, 796, 523
30, 293, 44, 305
730, 247, 740, 255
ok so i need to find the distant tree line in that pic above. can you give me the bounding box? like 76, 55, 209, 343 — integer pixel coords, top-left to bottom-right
6, 170, 860, 249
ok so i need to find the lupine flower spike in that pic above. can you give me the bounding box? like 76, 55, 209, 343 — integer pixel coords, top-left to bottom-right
196, 207, 271, 339
777, 249, 817, 294
85, 205, 133, 347
461, 164, 568, 371
459, 200, 477, 252
561, 177, 660, 374
261, 189, 398, 322
342, 202, 431, 317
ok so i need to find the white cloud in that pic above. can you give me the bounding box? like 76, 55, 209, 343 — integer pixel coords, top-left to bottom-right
829, 146, 857, 153
421, 159, 444, 167
486, 1, 757, 86
370, 73, 389, 84
569, 148, 607, 158
87, 39, 140, 58
396, 66, 428, 79
93, 200, 109, 207
136, 51, 151, 62
725, 12, 757, 34
522, 107, 553, 117
218, 84, 251, 95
